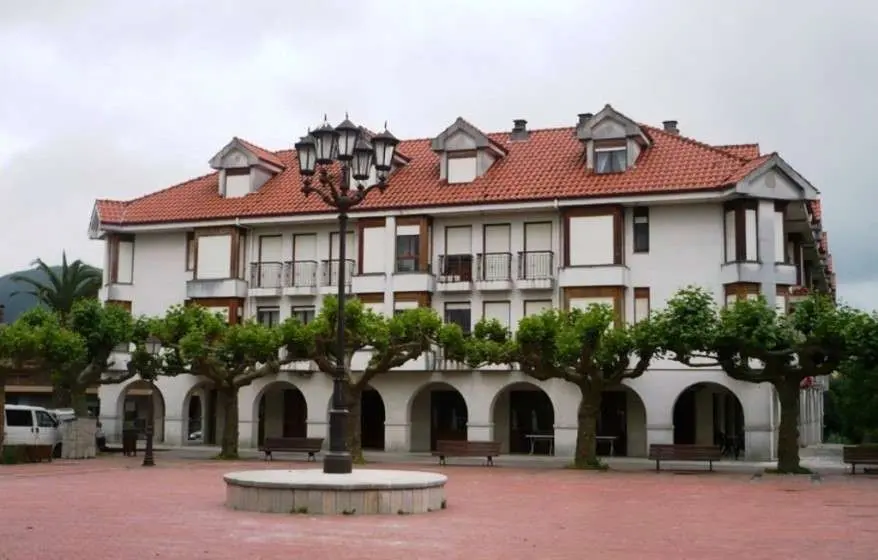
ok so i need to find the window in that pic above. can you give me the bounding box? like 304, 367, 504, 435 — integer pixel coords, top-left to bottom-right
291, 306, 315, 325
5, 409, 33, 427
634, 288, 650, 323
360, 224, 386, 274
724, 201, 759, 262
256, 307, 280, 327
633, 207, 649, 253
394, 300, 419, 315
447, 152, 478, 184
483, 301, 511, 330
109, 235, 135, 284
524, 300, 553, 317
36, 410, 57, 428
724, 283, 760, 306
395, 226, 420, 272
185, 232, 196, 271
774, 205, 787, 263
595, 147, 627, 174
444, 302, 471, 334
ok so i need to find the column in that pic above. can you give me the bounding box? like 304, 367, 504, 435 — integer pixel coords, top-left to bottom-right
757, 199, 778, 308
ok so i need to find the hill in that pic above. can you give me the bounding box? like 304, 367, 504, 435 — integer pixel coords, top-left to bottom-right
0, 268, 46, 323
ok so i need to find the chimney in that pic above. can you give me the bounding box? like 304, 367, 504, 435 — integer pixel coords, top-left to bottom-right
577, 113, 593, 127
662, 120, 679, 135
510, 119, 529, 141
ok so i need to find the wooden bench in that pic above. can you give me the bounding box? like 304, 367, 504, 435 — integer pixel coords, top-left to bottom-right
842, 445, 878, 474
432, 440, 502, 466
260, 437, 324, 461
648, 444, 722, 472
2, 444, 54, 463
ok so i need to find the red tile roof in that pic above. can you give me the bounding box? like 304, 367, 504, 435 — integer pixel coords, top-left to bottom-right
715, 144, 761, 159
235, 137, 285, 168
94, 124, 785, 226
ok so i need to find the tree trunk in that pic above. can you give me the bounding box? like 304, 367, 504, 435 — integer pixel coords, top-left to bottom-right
574, 384, 603, 468
775, 378, 804, 473
218, 387, 239, 459
70, 386, 89, 417
344, 383, 364, 464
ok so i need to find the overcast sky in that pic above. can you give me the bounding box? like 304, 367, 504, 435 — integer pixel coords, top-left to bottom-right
1, 0, 876, 309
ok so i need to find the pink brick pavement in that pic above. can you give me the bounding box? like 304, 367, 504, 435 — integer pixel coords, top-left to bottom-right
1, 456, 877, 560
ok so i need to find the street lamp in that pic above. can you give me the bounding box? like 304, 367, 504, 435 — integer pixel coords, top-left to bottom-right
295, 115, 399, 475
126, 336, 163, 467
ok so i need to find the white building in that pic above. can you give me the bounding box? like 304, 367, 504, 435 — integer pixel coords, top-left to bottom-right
89, 105, 835, 461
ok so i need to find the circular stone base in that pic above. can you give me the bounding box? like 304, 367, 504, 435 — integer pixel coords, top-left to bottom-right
224, 469, 448, 515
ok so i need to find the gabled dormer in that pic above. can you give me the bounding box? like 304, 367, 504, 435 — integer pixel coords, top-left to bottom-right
431, 117, 507, 184
209, 137, 285, 198
576, 105, 652, 174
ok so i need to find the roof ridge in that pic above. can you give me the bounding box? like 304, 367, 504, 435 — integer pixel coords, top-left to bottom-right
642, 125, 751, 163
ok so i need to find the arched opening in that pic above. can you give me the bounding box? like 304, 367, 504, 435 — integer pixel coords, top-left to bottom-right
257, 382, 308, 446
182, 382, 221, 445
120, 380, 165, 443
673, 382, 745, 458
491, 382, 555, 455
324, 386, 386, 451
409, 382, 468, 452
361, 388, 386, 451
598, 387, 648, 457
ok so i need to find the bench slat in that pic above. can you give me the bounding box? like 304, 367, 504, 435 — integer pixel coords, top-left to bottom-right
433, 440, 501, 466
648, 444, 721, 472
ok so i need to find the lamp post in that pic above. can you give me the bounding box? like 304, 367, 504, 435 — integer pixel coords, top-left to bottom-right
294, 116, 399, 475
128, 336, 162, 467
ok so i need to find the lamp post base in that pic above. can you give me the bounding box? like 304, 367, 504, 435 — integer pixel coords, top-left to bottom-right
322, 451, 353, 475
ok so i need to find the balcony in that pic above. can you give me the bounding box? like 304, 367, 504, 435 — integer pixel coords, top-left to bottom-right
558, 263, 628, 288
320, 259, 354, 294
248, 262, 283, 297
437, 254, 473, 293
186, 277, 248, 299
719, 261, 768, 285
475, 252, 513, 291
99, 282, 135, 302
516, 251, 555, 291
282, 260, 318, 297
352, 272, 387, 294
391, 257, 436, 293
774, 262, 798, 286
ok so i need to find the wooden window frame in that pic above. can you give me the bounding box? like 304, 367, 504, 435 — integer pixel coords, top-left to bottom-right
394, 291, 432, 308
723, 200, 759, 263
562, 286, 624, 328
724, 282, 760, 304
562, 206, 624, 267
108, 234, 135, 285
396, 216, 432, 273
481, 300, 512, 330
193, 226, 246, 280
356, 217, 386, 275
186, 297, 244, 325
633, 287, 650, 323
185, 232, 196, 271
632, 207, 650, 253
523, 299, 554, 317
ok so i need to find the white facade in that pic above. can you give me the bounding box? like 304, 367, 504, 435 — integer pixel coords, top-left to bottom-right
96, 195, 828, 461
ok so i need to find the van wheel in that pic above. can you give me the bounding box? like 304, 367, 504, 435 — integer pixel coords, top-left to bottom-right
53, 444, 62, 459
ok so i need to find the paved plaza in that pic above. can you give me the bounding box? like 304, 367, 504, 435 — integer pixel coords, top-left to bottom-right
1, 455, 877, 559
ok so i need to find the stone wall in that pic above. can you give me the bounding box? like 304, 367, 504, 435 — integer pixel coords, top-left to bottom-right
61, 418, 97, 459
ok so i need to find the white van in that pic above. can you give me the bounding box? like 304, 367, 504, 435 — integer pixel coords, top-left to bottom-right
3, 405, 63, 457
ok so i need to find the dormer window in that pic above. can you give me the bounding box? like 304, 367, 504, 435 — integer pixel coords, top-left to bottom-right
447, 151, 478, 184
432, 117, 507, 184
209, 137, 285, 198
595, 145, 627, 174
576, 105, 652, 174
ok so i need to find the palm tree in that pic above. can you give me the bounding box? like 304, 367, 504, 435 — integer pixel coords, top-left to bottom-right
10, 252, 102, 318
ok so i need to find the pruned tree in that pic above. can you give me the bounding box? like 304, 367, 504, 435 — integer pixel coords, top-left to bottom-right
307, 296, 445, 463
46, 299, 134, 413
152, 304, 312, 459
654, 286, 855, 473
10, 252, 102, 318
829, 311, 878, 443
514, 305, 659, 468
0, 309, 57, 450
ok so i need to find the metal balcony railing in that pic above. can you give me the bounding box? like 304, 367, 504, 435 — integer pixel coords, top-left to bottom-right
284, 260, 318, 287
517, 251, 554, 280
477, 252, 512, 281
321, 259, 355, 287
249, 261, 283, 288
438, 254, 473, 283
